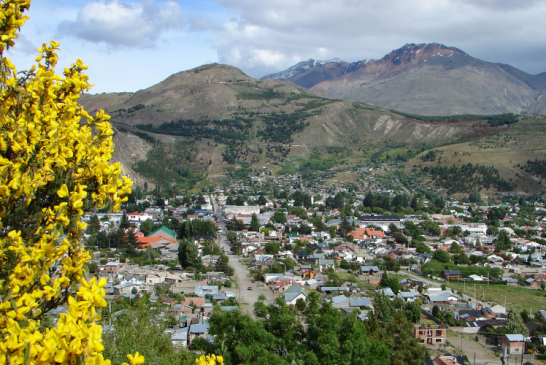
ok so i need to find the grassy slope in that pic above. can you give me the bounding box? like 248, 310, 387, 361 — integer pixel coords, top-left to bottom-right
409, 114, 546, 193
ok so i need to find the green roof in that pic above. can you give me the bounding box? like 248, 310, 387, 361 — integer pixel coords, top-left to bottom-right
148, 225, 176, 238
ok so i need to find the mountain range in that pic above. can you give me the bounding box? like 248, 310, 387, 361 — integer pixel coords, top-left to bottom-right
262, 43, 546, 116
80, 57, 546, 194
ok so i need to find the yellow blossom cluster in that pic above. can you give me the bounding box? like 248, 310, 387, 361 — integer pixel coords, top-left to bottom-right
195, 354, 223, 365
0, 1, 139, 365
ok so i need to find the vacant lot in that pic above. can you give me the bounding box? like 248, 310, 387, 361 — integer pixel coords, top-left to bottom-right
446, 281, 546, 313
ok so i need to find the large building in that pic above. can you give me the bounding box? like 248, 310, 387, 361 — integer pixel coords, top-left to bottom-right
359, 214, 400, 226
222, 205, 260, 216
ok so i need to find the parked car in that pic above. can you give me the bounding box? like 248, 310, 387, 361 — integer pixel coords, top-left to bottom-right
247, 287, 253, 290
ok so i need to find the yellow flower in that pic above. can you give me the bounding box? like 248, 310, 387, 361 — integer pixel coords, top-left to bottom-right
0, 1, 135, 365
127, 352, 145, 365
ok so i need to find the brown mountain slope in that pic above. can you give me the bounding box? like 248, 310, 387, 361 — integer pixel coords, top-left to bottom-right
263, 43, 545, 116
81, 63, 480, 149
80, 63, 540, 190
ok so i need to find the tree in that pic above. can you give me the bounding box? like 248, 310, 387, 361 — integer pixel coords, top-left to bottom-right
329, 225, 337, 238
87, 214, 101, 235
295, 298, 306, 312
380, 273, 401, 294
272, 210, 287, 224
214, 255, 233, 276
505, 310, 528, 335
125, 229, 139, 246
450, 242, 462, 253
178, 239, 202, 270
140, 218, 155, 236
453, 253, 470, 265
120, 211, 131, 229
373, 292, 396, 324
0, 4, 135, 365
495, 229, 512, 251
469, 191, 481, 203
433, 249, 451, 263
249, 213, 260, 232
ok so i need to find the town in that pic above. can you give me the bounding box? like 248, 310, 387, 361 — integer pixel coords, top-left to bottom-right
77, 167, 546, 365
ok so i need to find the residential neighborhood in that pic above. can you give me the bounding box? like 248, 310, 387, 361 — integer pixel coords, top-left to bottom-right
71, 169, 546, 364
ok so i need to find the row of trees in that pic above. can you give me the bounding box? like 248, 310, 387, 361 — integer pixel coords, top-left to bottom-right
178, 219, 216, 239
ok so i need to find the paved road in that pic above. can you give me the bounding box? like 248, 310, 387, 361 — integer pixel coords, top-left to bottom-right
211, 196, 275, 318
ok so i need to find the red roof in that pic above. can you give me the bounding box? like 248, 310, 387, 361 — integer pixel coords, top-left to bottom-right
136, 236, 176, 244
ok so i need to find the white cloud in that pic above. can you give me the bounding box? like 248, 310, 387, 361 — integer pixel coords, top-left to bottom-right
57, 0, 184, 48
211, 0, 546, 77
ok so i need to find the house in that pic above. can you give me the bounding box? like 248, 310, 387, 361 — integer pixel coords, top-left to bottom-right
128, 212, 153, 222
501, 334, 526, 356
331, 295, 351, 308
194, 235, 214, 244
454, 308, 496, 321
201, 255, 220, 267
398, 291, 420, 302
171, 327, 188, 347
525, 278, 541, 289
349, 297, 372, 308
431, 355, 466, 365
400, 278, 426, 290
360, 266, 380, 276
375, 287, 396, 299
502, 277, 519, 286
320, 287, 350, 294
148, 226, 177, 240
103, 261, 125, 273
188, 323, 210, 346
414, 324, 447, 346
318, 259, 335, 272
302, 270, 317, 279
441, 270, 462, 280
284, 284, 307, 305
194, 285, 219, 297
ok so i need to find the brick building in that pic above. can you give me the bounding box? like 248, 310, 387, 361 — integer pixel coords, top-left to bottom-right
414, 324, 447, 346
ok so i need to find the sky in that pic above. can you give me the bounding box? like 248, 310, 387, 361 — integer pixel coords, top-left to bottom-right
7, 0, 546, 93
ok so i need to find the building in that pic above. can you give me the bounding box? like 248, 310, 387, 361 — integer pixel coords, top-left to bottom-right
441, 270, 462, 280
128, 212, 153, 222
502, 334, 526, 356
414, 324, 447, 346
284, 283, 307, 305
148, 226, 177, 240
222, 205, 260, 215
360, 266, 380, 276
359, 214, 400, 226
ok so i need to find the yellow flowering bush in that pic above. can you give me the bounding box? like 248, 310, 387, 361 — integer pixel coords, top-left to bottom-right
0, 1, 136, 364
195, 354, 223, 365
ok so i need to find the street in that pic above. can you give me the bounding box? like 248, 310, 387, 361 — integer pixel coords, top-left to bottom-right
211, 196, 276, 318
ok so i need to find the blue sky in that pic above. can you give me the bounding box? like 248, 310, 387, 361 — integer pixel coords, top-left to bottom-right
8, 0, 546, 93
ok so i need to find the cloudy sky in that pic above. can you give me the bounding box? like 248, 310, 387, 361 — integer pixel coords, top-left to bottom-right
8, 0, 546, 93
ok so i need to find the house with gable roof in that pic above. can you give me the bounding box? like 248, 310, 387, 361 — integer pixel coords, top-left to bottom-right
283, 283, 307, 305
148, 226, 177, 240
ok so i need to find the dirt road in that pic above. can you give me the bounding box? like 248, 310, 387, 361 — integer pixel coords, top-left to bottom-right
211, 196, 276, 318
447, 335, 503, 365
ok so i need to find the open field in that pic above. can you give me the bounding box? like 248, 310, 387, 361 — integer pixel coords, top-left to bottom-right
446, 281, 546, 313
